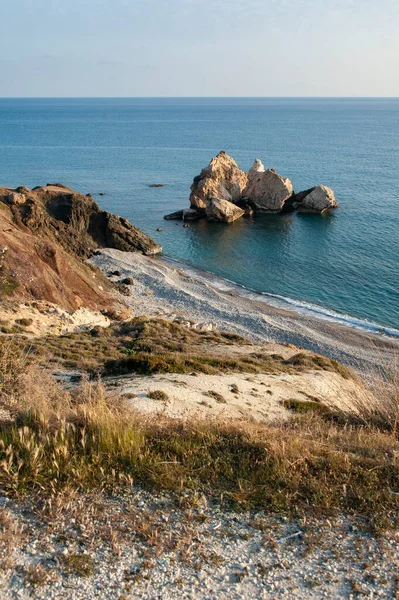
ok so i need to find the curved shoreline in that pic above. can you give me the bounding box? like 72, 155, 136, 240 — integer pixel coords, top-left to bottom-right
91, 249, 399, 375
160, 254, 399, 340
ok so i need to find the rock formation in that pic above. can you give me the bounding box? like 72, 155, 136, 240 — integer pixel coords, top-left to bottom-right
189, 151, 248, 210
293, 185, 338, 213
243, 159, 294, 212
0, 183, 161, 312
4, 184, 162, 257
164, 150, 338, 223
205, 198, 245, 223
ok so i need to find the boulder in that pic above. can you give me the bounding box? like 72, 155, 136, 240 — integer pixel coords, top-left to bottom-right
6, 192, 26, 206
295, 185, 338, 213
182, 208, 205, 221
189, 151, 248, 210
205, 197, 245, 223
243, 159, 294, 212
163, 210, 184, 220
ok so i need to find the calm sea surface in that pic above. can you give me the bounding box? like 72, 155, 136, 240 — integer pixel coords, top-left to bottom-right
0, 98, 398, 334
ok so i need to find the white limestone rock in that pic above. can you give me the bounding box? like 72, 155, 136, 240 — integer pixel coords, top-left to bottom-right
205, 197, 245, 223
189, 151, 248, 210
296, 185, 338, 213
243, 162, 294, 212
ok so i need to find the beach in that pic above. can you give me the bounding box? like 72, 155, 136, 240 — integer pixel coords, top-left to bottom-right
92, 249, 399, 376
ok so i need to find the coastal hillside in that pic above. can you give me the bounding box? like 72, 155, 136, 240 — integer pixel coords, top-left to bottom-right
1, 187, 399, 599
0, 183, 161, 331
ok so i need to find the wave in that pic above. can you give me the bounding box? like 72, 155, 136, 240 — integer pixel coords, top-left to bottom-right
162, 255, 399, 340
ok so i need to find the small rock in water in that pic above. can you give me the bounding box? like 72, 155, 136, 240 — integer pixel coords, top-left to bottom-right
121, 277, 134, 285
149, 183, 165, 188
156, 227, 162, 231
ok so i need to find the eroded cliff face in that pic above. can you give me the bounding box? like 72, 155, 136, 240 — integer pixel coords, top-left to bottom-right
3, 184, 162, 257
0, 183, 161, 313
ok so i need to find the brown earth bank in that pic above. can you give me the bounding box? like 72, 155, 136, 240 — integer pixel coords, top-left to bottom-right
0, 183, 161, 313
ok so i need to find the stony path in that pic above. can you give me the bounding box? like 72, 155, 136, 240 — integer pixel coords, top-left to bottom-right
1, 490, 398, 599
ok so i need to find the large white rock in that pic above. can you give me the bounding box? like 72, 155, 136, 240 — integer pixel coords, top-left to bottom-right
189, 151, 248, 210
296, 185, 338, 213
205, 197, 245, 223
243, 161, 294, 212
7, 192, 26, 206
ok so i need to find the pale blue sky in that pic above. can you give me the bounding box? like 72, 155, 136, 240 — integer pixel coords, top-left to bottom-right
1, 0, 398, 96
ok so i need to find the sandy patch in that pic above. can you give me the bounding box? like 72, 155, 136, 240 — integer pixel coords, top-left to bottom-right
106, 370, 371, 424
0, 301, 110, 337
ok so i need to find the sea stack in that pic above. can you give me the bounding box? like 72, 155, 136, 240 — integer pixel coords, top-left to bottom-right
164, 151, 338, 223
189, 151, 248, 210
243, 159, 294, 213
293, 185, 338, 213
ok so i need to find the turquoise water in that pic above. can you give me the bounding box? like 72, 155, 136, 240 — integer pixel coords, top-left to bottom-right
0, 98, 398, 333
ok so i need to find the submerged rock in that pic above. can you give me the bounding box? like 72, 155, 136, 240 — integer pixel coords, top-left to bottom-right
205, 197, 245, 223
189, 151, 248, 210
294, 185, 338, 213
243, 159, 294, 212
182, 208, 205, 221
164, 210, 184, 220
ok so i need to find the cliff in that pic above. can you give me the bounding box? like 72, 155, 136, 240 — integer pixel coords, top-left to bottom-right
0, 183, 161, 313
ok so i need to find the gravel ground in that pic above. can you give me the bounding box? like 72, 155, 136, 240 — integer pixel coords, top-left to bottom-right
1, 490, 398, 599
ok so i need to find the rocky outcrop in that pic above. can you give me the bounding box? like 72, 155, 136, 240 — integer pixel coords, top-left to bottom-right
163, 210, 184, 220
205, 198, 245, 223
243, 159, 294, 212
0, 183, 161, 313
182, 208, 205, 221
293, 185, 338, 213
1, 184, 161, 257
164, 151, 338, 223
189, 151, 248, 210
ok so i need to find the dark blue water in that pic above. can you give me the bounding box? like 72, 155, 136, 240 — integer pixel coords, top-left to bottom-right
0, 98, 398, 333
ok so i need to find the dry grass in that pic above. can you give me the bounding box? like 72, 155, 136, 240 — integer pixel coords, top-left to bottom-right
1, 330, 399, 524
0, 371, 398, 520
1, 318, 356, 379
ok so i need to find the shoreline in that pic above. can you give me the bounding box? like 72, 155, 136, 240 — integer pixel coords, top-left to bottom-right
91, 249, 399, 375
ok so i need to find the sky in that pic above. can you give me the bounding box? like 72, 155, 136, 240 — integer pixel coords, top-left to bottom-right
0, 0, 398, 97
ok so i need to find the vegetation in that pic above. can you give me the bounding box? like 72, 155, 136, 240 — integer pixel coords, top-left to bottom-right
0, 340, 398, 524
0, 266, 18, 298
148, 390, 169, 401
281, 398, 329, 415
1, 317, 356, 380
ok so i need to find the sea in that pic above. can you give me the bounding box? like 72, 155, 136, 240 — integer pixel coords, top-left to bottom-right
0, 97, 398, 336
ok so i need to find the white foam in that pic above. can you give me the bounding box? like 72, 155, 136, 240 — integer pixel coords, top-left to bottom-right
162, 256, 399, 340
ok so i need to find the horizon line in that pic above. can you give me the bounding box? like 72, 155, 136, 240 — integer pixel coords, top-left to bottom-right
0, 95, 398, 100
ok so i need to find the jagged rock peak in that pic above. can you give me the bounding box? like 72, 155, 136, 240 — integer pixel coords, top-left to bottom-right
249, 158, 265, 174
189, 151, 248, 210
